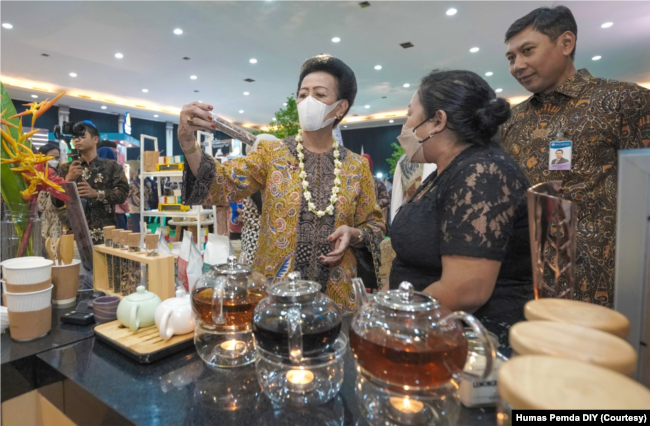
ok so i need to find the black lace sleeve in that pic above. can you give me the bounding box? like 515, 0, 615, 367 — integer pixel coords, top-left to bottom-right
439, 159, 527, 261
182, 151, 217, 205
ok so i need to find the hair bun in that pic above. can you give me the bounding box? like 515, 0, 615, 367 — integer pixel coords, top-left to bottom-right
475, 97, 511, 137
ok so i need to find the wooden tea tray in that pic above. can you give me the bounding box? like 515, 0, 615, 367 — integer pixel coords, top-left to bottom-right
94, 320, 194, 364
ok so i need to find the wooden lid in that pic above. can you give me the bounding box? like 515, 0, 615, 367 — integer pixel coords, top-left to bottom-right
510, 321, 637, 376
498, 355, 650, 409
524, 299, 630, 338
128, 233, 141, 247
118, 230, 131, 245
145, 234, 158, 249
103, 226, 115, 239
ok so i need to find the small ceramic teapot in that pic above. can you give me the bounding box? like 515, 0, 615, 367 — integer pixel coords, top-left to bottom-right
117, 286, 162, 332
155, 289, 195, 340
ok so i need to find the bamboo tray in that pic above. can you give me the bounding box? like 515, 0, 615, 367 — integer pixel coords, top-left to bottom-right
94, 320, 194, 364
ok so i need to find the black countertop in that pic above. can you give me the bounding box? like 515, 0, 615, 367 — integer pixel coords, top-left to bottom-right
36, 320, 497, 426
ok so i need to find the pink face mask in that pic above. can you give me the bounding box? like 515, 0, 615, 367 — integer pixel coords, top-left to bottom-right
396, 124, 430, 163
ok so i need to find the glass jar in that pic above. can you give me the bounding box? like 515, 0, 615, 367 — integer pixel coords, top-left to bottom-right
1, 201, 43, 260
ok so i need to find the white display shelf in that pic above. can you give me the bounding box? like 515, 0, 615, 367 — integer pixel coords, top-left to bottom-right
142, 170, 183, 178
143, 209, 213, 218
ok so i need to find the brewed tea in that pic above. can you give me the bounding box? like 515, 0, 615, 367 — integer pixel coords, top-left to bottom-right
253, 318, 342, 357
349, 327, 468, 389
192, 286, 264, 329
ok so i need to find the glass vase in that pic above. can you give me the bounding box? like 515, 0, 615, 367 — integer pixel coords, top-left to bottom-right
1, 200, 43, 262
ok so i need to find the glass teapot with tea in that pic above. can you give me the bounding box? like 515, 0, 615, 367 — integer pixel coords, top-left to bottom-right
192, 256, 267, 368
350, 280, 495, 389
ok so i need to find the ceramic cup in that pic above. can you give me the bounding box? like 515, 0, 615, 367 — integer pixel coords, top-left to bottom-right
4, 285, 53, 341
1, 257, 53, 293
51, 259, 81, 308
155, 290, 195, 340
93, 296, 121, 323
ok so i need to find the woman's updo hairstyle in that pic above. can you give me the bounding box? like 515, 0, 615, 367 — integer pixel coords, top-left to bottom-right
297, 55, 357, 128
418, 70, 511, 146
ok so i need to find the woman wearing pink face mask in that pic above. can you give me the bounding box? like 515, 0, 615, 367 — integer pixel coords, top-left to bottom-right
177, 55, 385, 313
392, 70, 533, 352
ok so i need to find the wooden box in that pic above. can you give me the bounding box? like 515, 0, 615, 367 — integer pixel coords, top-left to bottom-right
93, 245, 175, 300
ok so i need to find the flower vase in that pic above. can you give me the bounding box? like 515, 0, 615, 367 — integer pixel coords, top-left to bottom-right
1, 200, 43, 261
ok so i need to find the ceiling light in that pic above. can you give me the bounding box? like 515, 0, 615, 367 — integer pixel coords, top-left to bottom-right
2, 23, 13, 29
376, 172, 383, 179
115, 53, 123, 59
174, 28, 183, 35
154, 114, 159, 118
190, 75, 197, 80
343, 125, 348, 128
31, 95, 38, 98
101, 106, 107, 109
243, 92, 250, 96
249, 58, 258, 64
142, 88, 149, 92
332, 37, 340, 43
601, 22, 613, 28
495, 88, 503, 93
403, 83, 410, 88
365, 105, 370, 109
69, 72, 77, 77
374, 65, 382, 70
389, 119, 394, 123
485, 71, 493, 76
446, 8, 457, 16
470, 47, 480, 53
592, 55, 602, 61
239, 110, 244, 113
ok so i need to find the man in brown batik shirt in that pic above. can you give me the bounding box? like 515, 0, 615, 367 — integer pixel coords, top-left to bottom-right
501, 6, 650, 307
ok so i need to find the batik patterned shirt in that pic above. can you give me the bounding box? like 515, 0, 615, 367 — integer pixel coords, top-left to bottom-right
182, 136, 385, 313
502, 69, 650, 306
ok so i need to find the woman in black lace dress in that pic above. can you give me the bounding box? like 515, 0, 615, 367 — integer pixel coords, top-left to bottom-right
390, 70, 533, 351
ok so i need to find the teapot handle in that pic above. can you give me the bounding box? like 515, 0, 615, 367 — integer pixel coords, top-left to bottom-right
159, 308, 174, 341
211, 277, 226, 325
351, 278, 368, 312
286, 307, 303, 364
441, 311, 495, 381
130, 304, 140, 333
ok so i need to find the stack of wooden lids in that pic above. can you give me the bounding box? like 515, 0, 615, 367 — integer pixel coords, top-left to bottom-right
524, 299, 630, 338
509, 321, 637, 376
499, 356, 650, 409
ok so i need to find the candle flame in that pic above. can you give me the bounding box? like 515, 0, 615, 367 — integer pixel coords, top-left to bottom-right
286, 369, 314, 385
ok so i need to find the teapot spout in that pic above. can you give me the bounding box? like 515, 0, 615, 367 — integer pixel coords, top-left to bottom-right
351, 278, 369, 312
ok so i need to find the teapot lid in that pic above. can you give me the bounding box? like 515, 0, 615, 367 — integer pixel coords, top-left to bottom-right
124, 286, 156, 302
375, 282, 436, 312
269, 272, 321, 303
211, 256, 251, 277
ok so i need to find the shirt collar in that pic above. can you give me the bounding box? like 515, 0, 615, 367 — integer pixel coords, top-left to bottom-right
533, 69, 592, 102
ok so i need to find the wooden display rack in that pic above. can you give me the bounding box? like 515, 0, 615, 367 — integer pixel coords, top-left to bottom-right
93, 244, 175, 300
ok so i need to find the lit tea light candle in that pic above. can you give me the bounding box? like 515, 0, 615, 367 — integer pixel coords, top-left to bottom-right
286, 369, 316, 392
220, 339, 245, 352
388, 397, 428, 425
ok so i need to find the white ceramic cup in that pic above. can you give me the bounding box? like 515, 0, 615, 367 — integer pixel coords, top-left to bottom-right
154, 292, 195, 340
1, 257, 53, 285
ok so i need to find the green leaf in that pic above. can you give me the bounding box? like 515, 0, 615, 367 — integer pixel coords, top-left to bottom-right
387, 142, 405, 175
266, 96, 300, 139
1, 81, 29, 207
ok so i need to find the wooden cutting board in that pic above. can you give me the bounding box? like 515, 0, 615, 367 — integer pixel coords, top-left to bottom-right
94, 320, 194, 364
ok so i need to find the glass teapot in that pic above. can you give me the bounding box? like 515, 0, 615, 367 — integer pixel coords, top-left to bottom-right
350, 280, 496, 391
192, 256, 267, 330
253, 272, 343, 363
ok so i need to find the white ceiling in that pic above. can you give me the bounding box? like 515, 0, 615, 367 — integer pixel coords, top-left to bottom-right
2, 1, 649, 130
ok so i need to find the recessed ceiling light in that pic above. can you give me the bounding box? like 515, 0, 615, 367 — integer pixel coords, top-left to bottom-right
154, 114, 159, 118
601, 22, 613, 28
190, 75, 197, 80
470, 47, 480, 53
142, 88, 149, 92
365, 105, 370, 109
403, 83, 410, 88
592, 55, 602, 61
343, 125, 348, 128
69, 72, 77, 77
249, 58, 258, 64
446, 8, 457, 16
101, 106, 107, 109
374, 65, 382, 70
115, 53, 123, 59
239, 110, 244, 113
2, 23, 13, 29
243, 92, 250, 96
389, 119, 394, 123
174, 28, 183, 35
485, 71, 493, 76
332, 37, 341, 43
495, 88, 503, 93
31, 95, 38, 98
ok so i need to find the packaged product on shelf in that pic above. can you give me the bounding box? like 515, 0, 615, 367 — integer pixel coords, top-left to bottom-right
177, 230, 203, 292
203, 233, 232, 273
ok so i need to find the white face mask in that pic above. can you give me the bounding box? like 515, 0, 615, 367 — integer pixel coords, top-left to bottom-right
48, 159, 60, 169
297, 96, 341, 131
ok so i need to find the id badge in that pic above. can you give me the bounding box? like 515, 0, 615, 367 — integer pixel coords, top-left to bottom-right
549, 140, 572, 171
